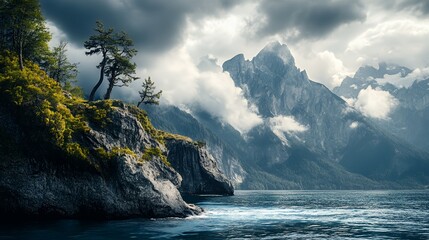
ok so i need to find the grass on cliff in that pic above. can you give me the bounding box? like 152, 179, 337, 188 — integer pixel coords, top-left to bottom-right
0, 53, 169, 169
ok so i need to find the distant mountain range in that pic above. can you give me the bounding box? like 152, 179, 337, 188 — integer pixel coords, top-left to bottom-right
333, 63, 429, 152
144, 42, 429, 190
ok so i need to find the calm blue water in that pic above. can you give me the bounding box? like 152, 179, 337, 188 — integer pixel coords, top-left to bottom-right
1, 190, 429, 239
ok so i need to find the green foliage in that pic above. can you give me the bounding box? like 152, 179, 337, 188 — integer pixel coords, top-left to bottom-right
63, 81, 84, 98
65, 142, 89, 161
84, 21, 115, 101
48, 40, 78, 85
82, 100, 114, 128
85, 21, 139, 101
0, 0, 51, 69
103, 31, 139, 100
159, 131, 193, 143
95, 147, 137, 161
137, 77, 162, 107
127, 105, 165, 144
85, 21, 140, 101
0, 53, 89, 163
141, 147, 169, 166
195, 141, 207, 148
0, 53, 175, 169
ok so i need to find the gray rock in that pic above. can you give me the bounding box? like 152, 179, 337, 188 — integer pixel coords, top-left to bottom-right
166, 139, 234, 195
142, 104, 247, 187
0, 102, 202, 219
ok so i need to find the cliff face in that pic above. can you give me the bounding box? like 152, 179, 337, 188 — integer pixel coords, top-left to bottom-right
0, 101, 203, 219
166, 138, 234, 195
143, 105, 247, 188
0, 55, 236, 219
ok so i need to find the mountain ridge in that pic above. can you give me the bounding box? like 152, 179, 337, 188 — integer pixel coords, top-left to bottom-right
145, 41, 429, 190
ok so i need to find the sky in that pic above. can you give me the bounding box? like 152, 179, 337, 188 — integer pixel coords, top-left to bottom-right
40, 0, 429, 132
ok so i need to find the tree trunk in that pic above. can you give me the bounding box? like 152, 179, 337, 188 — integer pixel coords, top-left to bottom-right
19, 39, 23, 70
137, 100, 143, 108
137, 91, 146, 108
104, 80, 114, 100
89, 58, 106, 101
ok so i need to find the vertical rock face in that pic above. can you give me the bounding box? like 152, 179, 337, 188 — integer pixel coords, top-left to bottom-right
0, 154, 201, 219
0, 101, 203, 219
166, 139, 234, 195
143, 105, 247, 188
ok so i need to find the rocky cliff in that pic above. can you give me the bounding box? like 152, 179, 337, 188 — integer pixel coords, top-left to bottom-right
0, 101, 201, 219
143, 104, 247, 187
0, 55, 232, 219
166, 138, 234, 195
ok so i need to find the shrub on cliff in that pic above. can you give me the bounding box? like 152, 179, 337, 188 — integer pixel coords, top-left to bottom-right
0, 53, 167, 169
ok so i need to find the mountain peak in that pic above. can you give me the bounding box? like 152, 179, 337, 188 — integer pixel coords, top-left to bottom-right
256, 41, 295, 66
354, 62, 411, 80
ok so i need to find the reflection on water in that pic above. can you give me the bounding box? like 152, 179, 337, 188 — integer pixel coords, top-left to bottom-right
1, 190, 429, 239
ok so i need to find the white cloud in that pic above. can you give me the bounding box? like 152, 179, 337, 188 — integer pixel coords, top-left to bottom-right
46, 1, 429, 132
353, 86, 399, 120
294, 50, 352, 89
269, 115, 308, 133
376, 67, 429, 88
349, 121, 359, 129
269, 115, 308, 145
144, 46, 262, 133
347, 19, 429, 68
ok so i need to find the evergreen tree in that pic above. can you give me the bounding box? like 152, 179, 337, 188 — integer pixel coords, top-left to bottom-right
84, 21, 114, 101
137, 77, 162, 107
49, 40, 78, 85
103, 31, 138, 100
0, 0, 51, 70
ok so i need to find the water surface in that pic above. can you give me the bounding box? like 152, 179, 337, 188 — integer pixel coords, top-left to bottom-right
1, 190, 428, 239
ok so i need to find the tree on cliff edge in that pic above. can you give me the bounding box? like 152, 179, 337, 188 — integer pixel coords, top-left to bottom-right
137, 77, 162, 107
84, 21, 114, 101
0, 0, 51, 70
103, 31, 138, 100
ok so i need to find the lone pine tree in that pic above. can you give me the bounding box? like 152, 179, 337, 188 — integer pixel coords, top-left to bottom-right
103, 31, 138, 100
84, 21, 115, 101
137, 77, 162, 107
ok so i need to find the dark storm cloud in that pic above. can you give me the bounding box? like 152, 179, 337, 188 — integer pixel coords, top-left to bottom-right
253, 0, 366, 41
40, 0, 241, 53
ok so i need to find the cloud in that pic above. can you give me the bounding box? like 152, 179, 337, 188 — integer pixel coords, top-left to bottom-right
45, 7, 264, 133
302, 50, 351, 89
197, 55, 220, 72
398, 0, 429, 15
352, 86, 399, 119
141, 46, 262, 133
40, 0, 242, 53
41, 0, 429, 132
269, 115, 308, 133
349, 121, 359, 129
251, 0, 366, 42
269, 115, 308, 146
347, 19, 429, 68
376, 67, 429, 88
378, 0, 429, 16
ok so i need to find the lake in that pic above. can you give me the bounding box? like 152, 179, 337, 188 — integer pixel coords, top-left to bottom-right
1, 190, 428, 239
